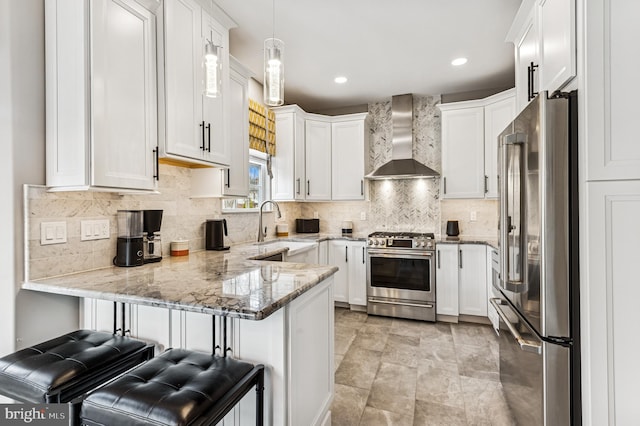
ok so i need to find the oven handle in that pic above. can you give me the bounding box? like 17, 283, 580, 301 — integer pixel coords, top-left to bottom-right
369, 298, 434, 309
490, 298, 541, 354
367, 250, 434, 258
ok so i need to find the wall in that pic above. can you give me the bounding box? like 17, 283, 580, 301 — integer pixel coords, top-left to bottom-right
1, 0, 79, 357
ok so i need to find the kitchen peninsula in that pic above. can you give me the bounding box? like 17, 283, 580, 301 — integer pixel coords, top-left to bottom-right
23, 245, 338, 426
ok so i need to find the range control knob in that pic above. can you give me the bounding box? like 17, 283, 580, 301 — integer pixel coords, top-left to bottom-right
426, 241, 433, 249
419, 241, 426, 247
368, 239, 374, 246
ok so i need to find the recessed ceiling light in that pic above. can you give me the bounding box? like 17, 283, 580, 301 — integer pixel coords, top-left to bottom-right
334, 76, 348, 84
451, 57, 468, 66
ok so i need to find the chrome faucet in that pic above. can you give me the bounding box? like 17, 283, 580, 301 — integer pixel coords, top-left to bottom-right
257, 200, 282, 242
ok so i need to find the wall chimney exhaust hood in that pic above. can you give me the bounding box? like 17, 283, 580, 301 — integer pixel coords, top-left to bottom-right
365, 94, 440, 180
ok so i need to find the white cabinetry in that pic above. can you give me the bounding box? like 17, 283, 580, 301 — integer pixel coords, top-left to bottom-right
285, 244, 319, 264
581, 1, 640, 422
436, 244, 459, 316
439, 104, 485, 199
458, 245, 487, 316
190, 57, 250, 198
331, 114, 370, 200
327, 240, 366, 306
272, 107, 369, 201
439, 89, 515, 200
507, 0, 576, 114
435, 244, 487, 318
483, 90, 516, 198
304, 117, 332, 201
160, 0, 233, 167
82, 277, 335, 426
272, 106, 305, 201
45, 0, 159, 191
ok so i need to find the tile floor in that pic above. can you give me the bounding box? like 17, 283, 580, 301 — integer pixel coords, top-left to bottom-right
331, 308, 515, 426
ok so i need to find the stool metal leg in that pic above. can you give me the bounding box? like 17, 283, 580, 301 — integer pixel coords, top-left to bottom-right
256, 366, 265, 426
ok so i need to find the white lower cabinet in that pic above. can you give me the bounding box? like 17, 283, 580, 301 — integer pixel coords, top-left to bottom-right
436, 244, 459, 316
458, 245, 488, 316
83, 277, 335, 426
327, 240, 366, 306
436, 243, 487, 318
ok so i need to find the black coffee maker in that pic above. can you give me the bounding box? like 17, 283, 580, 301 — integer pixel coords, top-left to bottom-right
205, 219, 229, 251
143, 210, 163, 263
114, 210, 144, 267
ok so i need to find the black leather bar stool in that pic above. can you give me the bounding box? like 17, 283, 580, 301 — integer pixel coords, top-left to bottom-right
80, 348, 265, 426
0, 329, 154, 404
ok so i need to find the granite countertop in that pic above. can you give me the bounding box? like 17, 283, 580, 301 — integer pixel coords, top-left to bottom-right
23, 241, 338, 321
436, 236, 498, 249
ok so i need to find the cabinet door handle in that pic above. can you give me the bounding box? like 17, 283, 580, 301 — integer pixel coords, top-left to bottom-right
459, 249, 463, 269
443, 177, 447, 194
484, 175, 488, 194
296, 178, 300, 195
199, 121, 206, 151
362, 247, 365, 264
527, 62, 539, 102
206, 123, 211, 152
225, 169, 230, 188
437, 250, 440, 269
361, 180, 364, 196
307, 180, 310, 196
153, 148, 159, 181
345, 246, 348, 262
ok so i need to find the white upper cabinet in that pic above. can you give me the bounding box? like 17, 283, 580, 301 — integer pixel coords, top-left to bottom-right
272, 105, 305, 201
483, 90, 516, 198
272, 107, 368, 202
45, 0, 159, 191
160, 0, 233, 167
331, 114, 370, 201
439, 103, 485, 199
538, 0, 576, 95
507, 0, 576, 114
304, 117, 332, 201
439, 89, 515, 200
584, 0, 640, 181
189, 56, 250, 198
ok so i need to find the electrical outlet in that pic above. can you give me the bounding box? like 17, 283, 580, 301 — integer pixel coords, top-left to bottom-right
313, 211, 319, 219
81, 219, 110, 241
41, 221, 67, 245
360, 211, 366, 220
470, 211, 477, 222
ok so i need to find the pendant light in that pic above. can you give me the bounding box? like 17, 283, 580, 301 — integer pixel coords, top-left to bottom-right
263, 0, 284, 106
204, 40, 222, 98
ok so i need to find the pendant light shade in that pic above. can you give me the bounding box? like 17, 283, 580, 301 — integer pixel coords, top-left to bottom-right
264, 38, 284, 106
204, 41, 222, 98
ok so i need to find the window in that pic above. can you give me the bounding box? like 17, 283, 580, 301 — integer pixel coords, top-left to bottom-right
222, 150, 271, 212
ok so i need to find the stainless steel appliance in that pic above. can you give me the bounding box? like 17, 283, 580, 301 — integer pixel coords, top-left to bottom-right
367, 232, 436, 321
114, 210, 144, 267
492, 91, 580, 425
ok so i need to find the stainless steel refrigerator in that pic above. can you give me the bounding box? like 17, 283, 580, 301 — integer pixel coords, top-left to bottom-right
491, 91, 580, 425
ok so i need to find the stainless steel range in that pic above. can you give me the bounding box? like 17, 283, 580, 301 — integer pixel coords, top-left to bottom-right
367, 232, 436, 322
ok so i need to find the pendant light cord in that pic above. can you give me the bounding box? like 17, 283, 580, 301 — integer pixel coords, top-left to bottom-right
272, 0, 275, 40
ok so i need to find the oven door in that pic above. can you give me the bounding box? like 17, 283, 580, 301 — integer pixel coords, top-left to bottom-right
367, 249, 435, 303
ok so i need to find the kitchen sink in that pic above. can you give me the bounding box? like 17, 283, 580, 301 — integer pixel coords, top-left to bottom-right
254, 240, 317, 256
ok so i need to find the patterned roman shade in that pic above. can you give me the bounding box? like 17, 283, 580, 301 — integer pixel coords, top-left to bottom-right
248, 99, 276, 155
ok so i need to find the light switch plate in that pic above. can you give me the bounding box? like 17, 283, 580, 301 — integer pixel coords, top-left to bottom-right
360, 211, 366, 220
81, 219, 110, 241
41, 221, 67, 245
470, 211, 477, 222
313, 211, 319, 219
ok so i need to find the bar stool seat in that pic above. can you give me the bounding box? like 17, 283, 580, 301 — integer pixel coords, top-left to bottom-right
0, 330, 154, 404
80, 348, 265, 426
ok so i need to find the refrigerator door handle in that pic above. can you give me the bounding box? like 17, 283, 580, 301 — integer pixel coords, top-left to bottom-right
490, 298, 541, 354
500, 133, 528, 293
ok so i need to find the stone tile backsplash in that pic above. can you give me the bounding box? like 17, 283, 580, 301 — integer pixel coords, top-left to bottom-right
25, 94, 498, 280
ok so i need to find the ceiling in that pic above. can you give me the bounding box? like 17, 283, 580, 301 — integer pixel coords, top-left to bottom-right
214, 0, 523, 112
